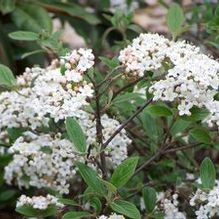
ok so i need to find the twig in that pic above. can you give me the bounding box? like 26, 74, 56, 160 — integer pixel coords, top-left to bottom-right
112, 76, 145, 101
134, 149, 163, 176
102, 98, 153, 149
134, 143, 201, 176
95, 87, 107, 179
97, 65, 123, 88
163, 143, 201, 154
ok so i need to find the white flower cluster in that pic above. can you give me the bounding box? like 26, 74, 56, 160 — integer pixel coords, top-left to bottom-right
119, 33, 219, 124
4, 114, 130, 194
150, 54, 219, 116
1, 49, 131, 194
16, 194, 64, 210
160, 193, 186, 219
87, 114, 131, 167
204, 100, 219, 128
98, 213, 125, 219
4, 131, 81, 194
119, 33, 170, 77
0, 49, 94, 131
190, 181, 219, 219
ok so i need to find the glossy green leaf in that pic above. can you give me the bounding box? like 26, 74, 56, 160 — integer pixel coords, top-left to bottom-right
66, 117, 86, 153
143, 186, 157, 213
16, 206, 57, 217
182, 107, 209, 121
111, 200, 141, 219
7, 127, 24, 143
16, 206, 39, 217
146, 105, 172, 117
0, 189, 16, 202
37, 1, 100, 25
99, 56, 119, 69
11, 4, 52, 33
0, 64, 16, 86
0, 0, 15, 14
76, 162, 106, 194
59, 198, 79, 206
62, 211, 90, 219
113, 93, 140, 104
9, 31, 39, 41
167, 3, 185, 39
170, 119, 190, 136
139, 110, 162, 141
40, 207, 58, 217
21, 49, 44, 59
200, 157, 216, 189
190, 128, 211, 144
90, 197, 102, 214
111, 157, 139, 188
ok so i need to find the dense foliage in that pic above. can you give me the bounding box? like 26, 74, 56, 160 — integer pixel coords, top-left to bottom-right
0, 1, 219, 219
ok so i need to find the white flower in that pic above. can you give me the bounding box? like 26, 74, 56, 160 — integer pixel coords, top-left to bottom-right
0, 49, 95, 131
98, 213, 125, 219
189, 180, 219, 218
159, 193, 186, 219
120, 33, 219, 127
16, 194, 64, 210
119, 33, 169, 77
150, 54, 219, 117
4, 132, 81, 194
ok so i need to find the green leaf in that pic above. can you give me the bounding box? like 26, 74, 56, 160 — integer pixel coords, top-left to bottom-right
170, 119, 190, 136
62, 211, 90, 219
167, 3, 185, 39
127, 24, 143, 33
101, 180, 117, 195
143, 187, 157, 213
111, 157, 139, 188
181, 107, 209, 121
7, 127, 24, 143
146, 105, 172, 117
66, 117, 86, 153
0, 0, 15, 14
40, 207, 58, 217
99, 56, 119, 69
76, 162, 106, 195
11, 4, 52, 33
9, 31, 39, 41
16, 206, 57, 217
59, 198, 79, 206
21, 49, 44, 59
16, 206, 39, 217
113, 93, 141, 104
200, 157, 216, 189
37, 1, 100, 25
139, 110, 162, 142
111, 200, 141, 219
89, 197, 102, 214
190, 128, 211, 144
0, 64, 16, 86
0, 189, 16, 202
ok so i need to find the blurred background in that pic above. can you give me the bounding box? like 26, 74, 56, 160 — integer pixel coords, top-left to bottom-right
0, 0, 218, 76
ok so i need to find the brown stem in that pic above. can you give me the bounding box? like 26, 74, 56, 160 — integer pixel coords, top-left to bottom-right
134, 143, 201, 176
102, 98, 153, 149
134, 149, 163, 176
163, 143, 201, 154
112, 76, 145, 101
95, 87, 107, 179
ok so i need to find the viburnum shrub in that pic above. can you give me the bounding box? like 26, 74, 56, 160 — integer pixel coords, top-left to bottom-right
0, 32, 218, 219
0, 1, 219, 219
